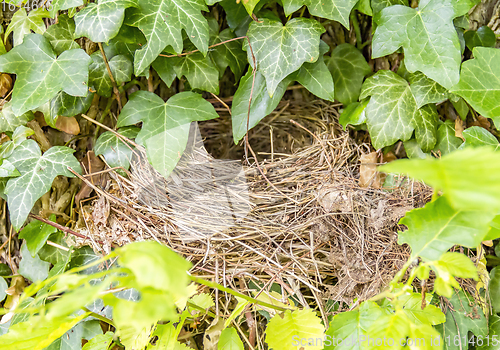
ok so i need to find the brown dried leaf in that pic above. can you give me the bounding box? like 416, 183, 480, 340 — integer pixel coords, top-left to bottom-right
455, 118, 466, 140
470, 115, 491, 129
56, 116, 80, 135
92, 195, 110, 226
359, 152, 381, 188
75, 151, 106, 205
0, 74, 12, 97
203, 317, 225, 350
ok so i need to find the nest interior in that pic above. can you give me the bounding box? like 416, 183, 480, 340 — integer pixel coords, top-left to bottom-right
74, 99, 432, 321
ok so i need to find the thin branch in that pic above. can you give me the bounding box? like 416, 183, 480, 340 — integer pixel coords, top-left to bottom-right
29, 214, 103, 244
97, 43, 122, 111
158, 36, 248, 58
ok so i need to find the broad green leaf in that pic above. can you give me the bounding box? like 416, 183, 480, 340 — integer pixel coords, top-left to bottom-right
47, 91, 94, 126
490, 267, 500, 312
0, 313, 89, 350
89, 52, 132, 97
0, 160, 20, 178
5, 8, 49, 46
408, 323, 442, 350
408, 72, 449, 109
47, 320, 103, 350
0, 34, 91, 115
18, 215, 57, 257
39, 232, 71, 265
0, 101, 34, 133
433, 120, 463, 155
460, 126, 499, 149
231, 70, 291, 144
4, 140, 82, 230
451, 97, 469, 120
414, 105, 439, 153
435, 291, 487, 350
94, 126, 139, 172
105, 25, 146, 61
355, 0, 372, 16
157, 53, 220, 93
265, 309, 324, 350
395, 292, 445, 325
368, 311, 410, 349
43, 14, 79, 55
239, 0, 260, 15
360, 70, 418, 149
48, 0, 84, 18
477, 315, 500, 350
125, 0, 210, 75
282, 0, 358, 28
218, 328, 244, 350
74, 0, 139, 43
0, 125, 35, 159
294, 42, 335, 102
117, 91, 219, 178
325, 43, 371, 105
0, 277, 7, 302
339, 100, 368, 130
245, 18, 324, 97
219, 0, 260, 36
117, 241, 191, 293
464, 26, 496, 50
485, 215, 500, 241
152, 56, 177, 88
431, 252, 478, 297
82, 332, 114, 350
397, 196, 493, 261
324, 301, 385, 350
451, 47, 500, 126
189, 293, 214, 310
371, 0, 406, 15
210, 27, 247, 81
145, 324, 187, 350
372, 0, 478, 89
19, 242, 50, 282
68, 245, 100, 274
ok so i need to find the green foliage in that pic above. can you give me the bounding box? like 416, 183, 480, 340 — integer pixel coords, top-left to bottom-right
0, 34, 90, 115
464, 26, 496, 50
372, 0, 478, 88
117, 91, 219, 177
218, 328, 244, 350
18, 215, 57, 257
94, 126, 139, 171
6, 8, 49, 46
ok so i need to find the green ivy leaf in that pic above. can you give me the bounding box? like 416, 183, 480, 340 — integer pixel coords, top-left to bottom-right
18, 215, 57, 257
403, 139, 429, 159
294, 41, 335, 102
433, 120, 463, 156
47, 320, 103, 350
408, 71, 449, 109
435, 291, 487, 350
265, 309, 324, 350
4, 140, 82, 230
117, 91, 219, 178
324, 301, 386, 350
82, 332, 114, 350
0, 313, 89, 350
37, 232, 71, 265
48, 0, 84, 17
0, 160, 20, 178
282, 0, 358, 28
431, 252, 478, 297
355, 0, 372, 16
218, 328, 244, 350
0, 34, 91, 115
460, 126, 499, 149
232, 70, 291, 144
161, 52, 220, 93
372, 0, 478, 89
464, 26, 496, 50
491, 267, 500, 313
43, 14, 79, 55
339, 100, 368, 130
0, 125, 34, 159
74, 0, 139, 43
414, 105, 439, 153
397, 196, 493, 261
210, 28, 247, 81
360, 70, 437, 151
5, 8, 49, 46
451, 47, 500, 126
19, 242, 50, 282
105, 25, 146, 60
381, 147, 500, 212
368, 311, 410, 348
0, 277, 7, 302
245, 18, 324, 97
89, 52, 132, 97
49, 91, 94, 124
395, 292, 445, 325
478, 315, 500, 350
126, 0, 210, 75
451, 97, 469, 120
371, 0, 406, 15
0, 101, 34, 133
94, 126, 140, 172
325, 43, 371, 105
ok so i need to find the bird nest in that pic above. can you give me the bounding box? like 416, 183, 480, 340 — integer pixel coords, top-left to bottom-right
74, 101, 433, 318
